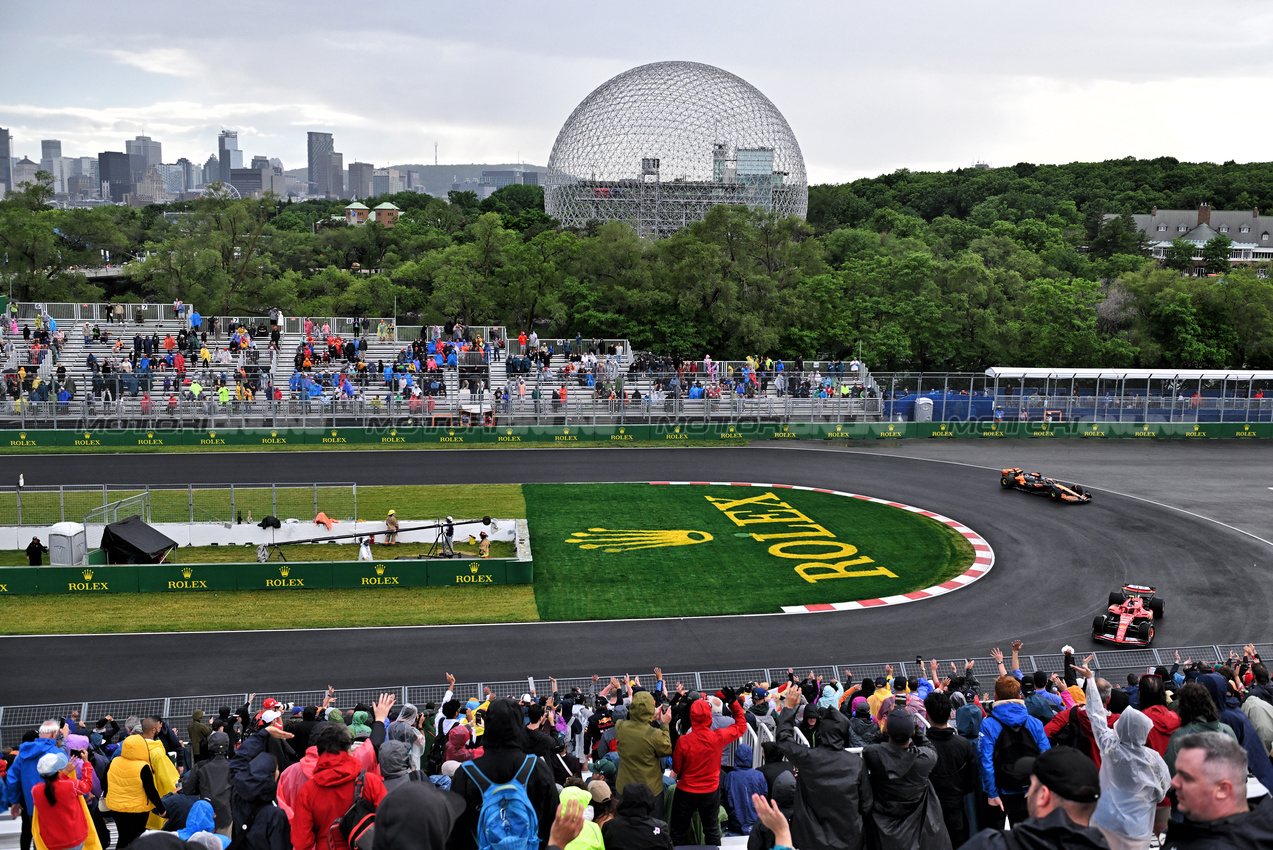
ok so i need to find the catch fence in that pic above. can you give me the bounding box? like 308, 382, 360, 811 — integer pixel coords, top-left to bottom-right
0, 483, 357, 527
2, 642, 1258, 751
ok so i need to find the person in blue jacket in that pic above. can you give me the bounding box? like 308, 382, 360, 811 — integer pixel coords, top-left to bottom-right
6, 720, 65, 850
977, 675, 1050, 830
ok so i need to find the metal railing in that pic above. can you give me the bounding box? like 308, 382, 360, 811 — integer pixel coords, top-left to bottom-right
0, 483, 356, 527
2, 642, 1259, 751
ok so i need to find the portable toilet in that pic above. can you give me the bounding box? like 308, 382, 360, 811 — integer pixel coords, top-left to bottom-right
914, 397, 933, 422
48, 522, 87, 565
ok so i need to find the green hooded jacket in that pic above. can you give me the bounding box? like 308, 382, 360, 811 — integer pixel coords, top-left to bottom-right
614, 691, 672, 797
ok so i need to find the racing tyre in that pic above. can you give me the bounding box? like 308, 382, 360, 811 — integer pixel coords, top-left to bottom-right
1148, 598, 1164, 619
1050, 489, 1060, 501
1092, 615, 1106, 635
1108, 590, 1127, 606
1137, 622, 1153, 643
1001, 477, 1012, 488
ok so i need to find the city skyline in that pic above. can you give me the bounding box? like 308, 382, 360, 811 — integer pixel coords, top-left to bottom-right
3, 0, 1273, 187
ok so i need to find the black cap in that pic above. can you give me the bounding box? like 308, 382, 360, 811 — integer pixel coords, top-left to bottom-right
885, 709, 915, 739
1021, 678, 1036, 694
1013, 745, 1100, 803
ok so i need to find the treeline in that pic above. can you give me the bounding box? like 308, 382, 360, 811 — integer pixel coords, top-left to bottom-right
1, 159, 1272, 368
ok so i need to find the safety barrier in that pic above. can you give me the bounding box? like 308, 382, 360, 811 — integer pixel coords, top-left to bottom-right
0, 420, 1270, 452
0, 555, 532, 596
2, 642, 1261, 751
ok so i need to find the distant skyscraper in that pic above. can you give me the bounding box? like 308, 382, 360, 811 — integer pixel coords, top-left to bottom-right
70, 157, 99, 194
326, 152, 344, 198
250, 155, 270, 170
217, 131, 241, 183
348, 162, 374, 199
202, 155, 219, 186
304, 131, 330, 197
98, 151, 132, 202
175, 157, 197, 191
125, 135, 162, 182
41, 140, 62, 161
0, 128, 12, 197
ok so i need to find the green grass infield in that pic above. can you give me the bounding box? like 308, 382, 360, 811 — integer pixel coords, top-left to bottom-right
526, 483, 974, 620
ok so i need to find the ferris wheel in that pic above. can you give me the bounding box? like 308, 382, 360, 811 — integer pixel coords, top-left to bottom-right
200, 181, 241, 200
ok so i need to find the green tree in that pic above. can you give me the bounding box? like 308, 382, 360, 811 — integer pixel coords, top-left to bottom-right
1201, 234, 1233, 275
1163, 238, 1196, 272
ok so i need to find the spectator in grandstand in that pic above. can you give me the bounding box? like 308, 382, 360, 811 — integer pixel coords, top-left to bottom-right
774, 683, 873, 850
104, 734, 167, 848
1163, 731, 1273, 849
189, 710, 213, 763
722, 744, 767, 835
862, 709, 950, 849
1165, 684, 1240, 774
375, 780, 467, 850
30, 750, 94, 850
1133, 674, 1180, 837
1069, 658, 1170, 850
290, 724, 381, 850
1196, 672, 1273, 793
615, 687, 672, 805
923, 690, 978, 846
979, 674, 1051, 829
447, 698, 557, 850
669, 687, 746, 846
1045, 671, 1113, 766
183, 731, 232, 814
962, 746, 1107, 850
600, 781, 671, 850
378, 741, 415, 794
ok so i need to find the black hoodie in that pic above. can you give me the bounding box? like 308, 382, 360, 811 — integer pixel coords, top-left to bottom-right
376, 782, 466, 850
775, 706, 873, 850
600, 783, 673, 850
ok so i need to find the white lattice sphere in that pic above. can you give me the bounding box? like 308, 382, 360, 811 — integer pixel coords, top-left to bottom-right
545, 61, 807, 237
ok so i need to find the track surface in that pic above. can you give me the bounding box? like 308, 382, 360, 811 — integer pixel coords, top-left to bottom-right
4, 444, 1270, 703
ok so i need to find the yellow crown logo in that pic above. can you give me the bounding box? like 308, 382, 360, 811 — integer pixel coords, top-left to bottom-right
18, 432, 25, 439
375, 564, 385, 575
390, 429, 396, 436
209, 431, 216, 438
470, 562, 480, 573
147, 431, 154, 438
568, 528, 713, 553
564, 428, 570, 434
331, 430, 337, 436
271, 430, 278, 437
82, 569, 93, 580
674, 426, 681, 433
619, 427, 625, 434
448, 430, 455, 436
506, 429, 513, 435
83, 431, 91, 439
182, 567, 193, 579
279, 565, 291, 577
941, 424, 947, 430
729, 426, 735, 432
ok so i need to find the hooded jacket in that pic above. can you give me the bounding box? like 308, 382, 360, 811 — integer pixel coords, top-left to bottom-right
599, 782, 673, 850
189, 711, 213, 759
230, 752, 291, 850
977, 701, 1051, 799
723, 745, 768, 834
1165, 718, 1239, 774
1141, 703, 1181, 756
960, 807, 1110, 850
556, 787, 603, 850
105, 735, 164, 814
6, 737, 63, 812
183, 731, 232, 814
378, 741, 414, 794
922, 725, 977, 843
774, 705, 873, 850
862, 739, 950, 850
444, 726, 481, 764
176, 800, 229, 848
1198, 672, 1273, 793
1081, 674, 1171, 841
291, 750, 386, 850
375, 781, 466, 850
670, 698, 745, 793
614, 692, 672, 798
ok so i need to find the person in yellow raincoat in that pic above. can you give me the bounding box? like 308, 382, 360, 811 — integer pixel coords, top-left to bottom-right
141, 718, 179, 828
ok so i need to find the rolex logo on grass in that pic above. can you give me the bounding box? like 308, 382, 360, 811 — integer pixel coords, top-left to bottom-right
568, 528, 713, 553
182, 567, 193, 579
82, 569, 93, 581
375, 564, 386, 575
279, 565, 291, 577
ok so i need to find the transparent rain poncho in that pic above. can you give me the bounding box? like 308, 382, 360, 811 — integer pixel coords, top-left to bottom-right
1085, 674, 1172, 841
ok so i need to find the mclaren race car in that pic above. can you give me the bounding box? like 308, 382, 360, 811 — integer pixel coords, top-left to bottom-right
1092, 584, 1163, 646
1000, 467, 1092, 503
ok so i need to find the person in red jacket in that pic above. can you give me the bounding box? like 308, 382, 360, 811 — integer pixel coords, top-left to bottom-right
1044, 677, 1118, 767
290, 725, 386, 850
670, 688, 747, 846
31, 751, 96, 850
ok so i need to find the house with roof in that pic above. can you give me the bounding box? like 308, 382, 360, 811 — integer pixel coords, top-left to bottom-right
1115, 203, 1273, 275
344, 201, 400, 228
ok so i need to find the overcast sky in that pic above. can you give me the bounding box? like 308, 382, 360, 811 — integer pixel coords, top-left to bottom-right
5, 0, 1272, 185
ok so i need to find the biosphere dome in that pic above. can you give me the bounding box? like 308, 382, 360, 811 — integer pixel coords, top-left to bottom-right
544, 61, 807, 238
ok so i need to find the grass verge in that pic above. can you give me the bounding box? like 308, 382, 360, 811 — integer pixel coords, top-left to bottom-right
526, 483, 974, 620
0, 585, 539, 634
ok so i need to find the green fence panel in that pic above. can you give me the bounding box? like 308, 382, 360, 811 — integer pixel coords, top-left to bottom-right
1107, 423, 1163, 439
371, 426, 421, 446
40, 565, 138, 594
505, 560, 533, 584
421, 427, 482, 445
0, 567, 40, 594
137, 562, 238, 592
328, 558, 431, 589
236, 560, 333, 590
428, 559, 507, 586
117, 429, 176, 448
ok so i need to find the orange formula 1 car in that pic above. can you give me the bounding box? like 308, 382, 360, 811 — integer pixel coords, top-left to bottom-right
1092, 584, 1163, 646
1000, 467, 1092, 503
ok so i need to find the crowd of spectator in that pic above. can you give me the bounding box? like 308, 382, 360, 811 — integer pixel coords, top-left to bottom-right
5, 642, 1273, 850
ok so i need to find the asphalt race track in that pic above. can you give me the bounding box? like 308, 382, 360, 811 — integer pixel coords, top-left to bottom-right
3, 443, 1271, 703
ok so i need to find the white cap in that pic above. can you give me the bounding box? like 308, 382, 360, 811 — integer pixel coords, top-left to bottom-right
446, 516, 453, 523
260, 710, 281, 724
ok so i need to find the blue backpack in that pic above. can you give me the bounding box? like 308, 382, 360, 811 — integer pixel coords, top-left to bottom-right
462, 755, 539, 850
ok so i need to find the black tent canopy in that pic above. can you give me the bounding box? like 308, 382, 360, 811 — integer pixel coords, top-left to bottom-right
100, 515, 178, 564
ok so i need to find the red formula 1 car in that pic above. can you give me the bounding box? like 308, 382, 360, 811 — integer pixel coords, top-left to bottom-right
1092, 584, 1163, 646
1000, 467, 1092, 503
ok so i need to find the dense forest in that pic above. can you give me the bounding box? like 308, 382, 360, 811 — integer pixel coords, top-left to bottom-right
3, 156, 1273, 370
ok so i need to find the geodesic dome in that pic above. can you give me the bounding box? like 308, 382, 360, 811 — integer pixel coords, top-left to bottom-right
545, 61, 807, 237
